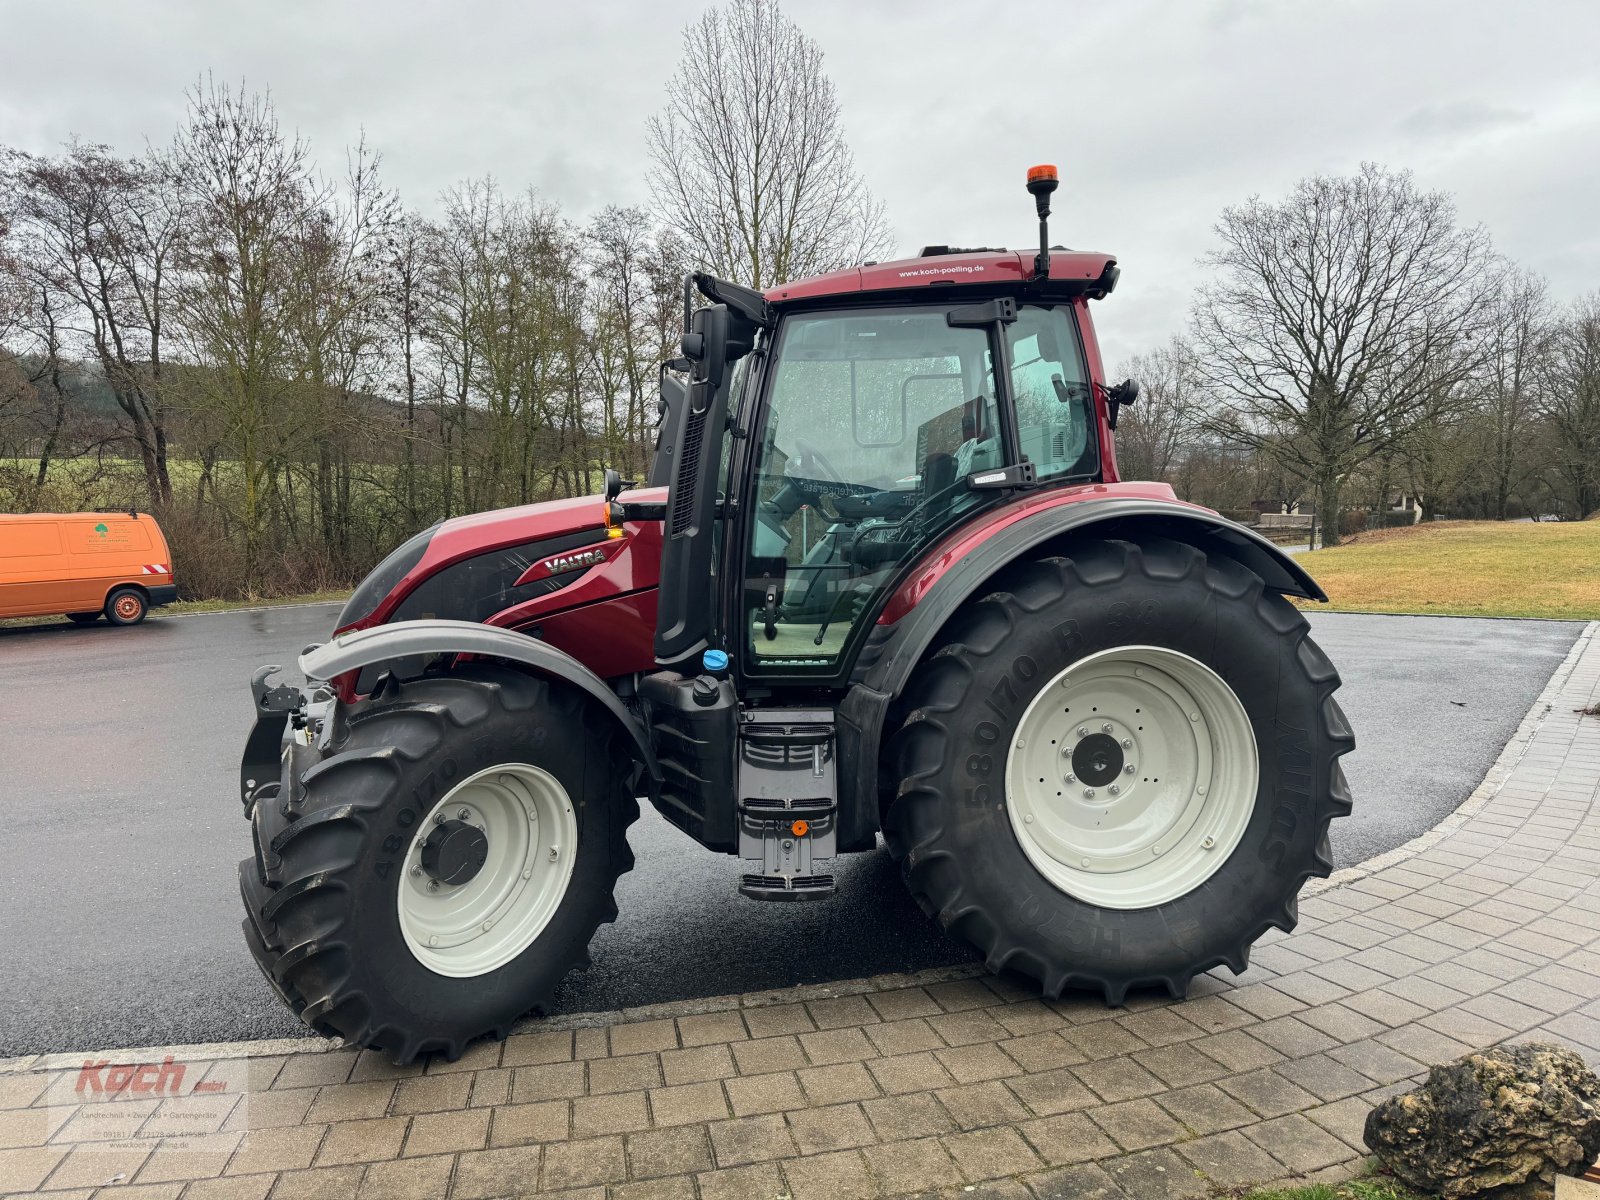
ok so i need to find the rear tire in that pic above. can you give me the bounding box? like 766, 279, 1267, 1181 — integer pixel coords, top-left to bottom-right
885, 537, 1353, 1001
104, 587, 147, 625
67, 612, 101, 625
239, 664, 638, 1062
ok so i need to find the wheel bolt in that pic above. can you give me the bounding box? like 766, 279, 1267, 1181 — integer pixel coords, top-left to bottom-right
1077, 726, 1088, 737
427, 880, 439, 891
549, 847, 559, 861
1101, 722, 1113, 734
1121, 738, 1133, 749
1109, 784, 1120, 796
1202, 835, 1216, 849
409, 865, 421, 877
433, 813, 446, 825
457, 807, 471, 820
1124, 764, 1135, 774
1065, 773, 1076, 784
1084, 788, 1096, 799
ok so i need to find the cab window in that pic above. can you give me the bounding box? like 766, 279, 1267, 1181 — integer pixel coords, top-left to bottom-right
741, 306, 997, 667
1006, 305, 1097, 481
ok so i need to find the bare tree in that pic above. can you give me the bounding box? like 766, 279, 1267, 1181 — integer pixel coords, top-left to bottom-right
170, 79, 322, 588
1475, 265, 1551, 519
1543, 292, 1600, 519
646, 0, 891, 288
282, 136, 398, 564
383, 212, 431, 525
1114, 337, 1205, 483
1395, 371, 1478, 521
7, 142, 182, 504
586, 207, 687, 481
1192, 164, 1495, 546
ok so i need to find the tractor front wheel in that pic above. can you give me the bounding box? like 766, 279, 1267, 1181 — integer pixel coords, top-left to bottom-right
885, 537, 1353, 1000
240, 665, 637, 1062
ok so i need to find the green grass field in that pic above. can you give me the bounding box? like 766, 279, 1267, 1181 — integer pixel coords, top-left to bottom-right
1299, 520, 1600, 620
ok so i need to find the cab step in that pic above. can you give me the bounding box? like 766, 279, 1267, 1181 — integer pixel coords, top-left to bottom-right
739, 873, 837, 901
736, 711, 838, 902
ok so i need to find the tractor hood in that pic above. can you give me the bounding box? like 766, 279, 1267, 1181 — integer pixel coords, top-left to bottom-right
336, 487, 667, 635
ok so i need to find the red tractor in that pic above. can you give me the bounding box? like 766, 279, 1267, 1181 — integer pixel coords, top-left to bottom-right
239, 167, 1352, 1062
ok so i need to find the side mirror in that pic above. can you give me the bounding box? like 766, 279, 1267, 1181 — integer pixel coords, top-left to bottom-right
603, 468, 624, 502
681, 304, 730, 393
1106, 378, 1140, 430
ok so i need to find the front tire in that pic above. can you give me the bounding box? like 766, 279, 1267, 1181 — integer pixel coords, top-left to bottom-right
105, 587, 147, 625
885, 538, 1353, 1001
240, 665, 637, 1061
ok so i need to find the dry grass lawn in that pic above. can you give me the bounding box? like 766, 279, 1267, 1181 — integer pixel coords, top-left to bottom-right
1298, 519, 1600, 620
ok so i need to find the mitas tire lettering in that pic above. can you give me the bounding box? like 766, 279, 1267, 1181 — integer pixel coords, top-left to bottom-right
883, 537, 1354, 1003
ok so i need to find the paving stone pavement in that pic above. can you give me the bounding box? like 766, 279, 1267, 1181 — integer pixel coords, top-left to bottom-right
2, 622, 1597, 1200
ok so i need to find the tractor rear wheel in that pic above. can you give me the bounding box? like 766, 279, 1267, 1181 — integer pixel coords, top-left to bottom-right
239, 664, 637, 1062
885, 537, 1353, 1001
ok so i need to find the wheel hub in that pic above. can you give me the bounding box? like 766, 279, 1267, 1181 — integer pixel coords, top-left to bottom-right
396, 764, 578, 979
1070, 733, 1124, 788
1005, 645, 1259, 910
420, 819, 489, 886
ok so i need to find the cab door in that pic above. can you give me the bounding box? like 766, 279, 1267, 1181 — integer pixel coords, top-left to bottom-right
735, 305, 1002, 674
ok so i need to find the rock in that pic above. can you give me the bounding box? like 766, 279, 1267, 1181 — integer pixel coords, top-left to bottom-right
1364, 1041, 1600, 1199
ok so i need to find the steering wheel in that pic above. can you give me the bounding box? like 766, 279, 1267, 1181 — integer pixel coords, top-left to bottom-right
790, 437, 844, 485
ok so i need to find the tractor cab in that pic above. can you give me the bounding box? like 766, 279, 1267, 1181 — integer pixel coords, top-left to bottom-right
646, 166, 1126, 687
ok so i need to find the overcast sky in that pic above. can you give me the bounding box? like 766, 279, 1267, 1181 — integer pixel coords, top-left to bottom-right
3, 0, 1597, 366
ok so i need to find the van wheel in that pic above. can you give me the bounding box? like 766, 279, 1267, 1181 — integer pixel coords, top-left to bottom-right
105, 588, 148, 626
67, 612, 101, 625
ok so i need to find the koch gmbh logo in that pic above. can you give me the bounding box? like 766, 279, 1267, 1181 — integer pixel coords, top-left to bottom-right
29, 1055, 246, 1156
74, 1055, 223, 1098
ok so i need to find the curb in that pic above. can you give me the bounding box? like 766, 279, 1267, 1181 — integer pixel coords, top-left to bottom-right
9, 620, 1594, 1078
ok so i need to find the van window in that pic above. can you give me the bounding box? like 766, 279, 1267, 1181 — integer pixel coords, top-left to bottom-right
3, 524, 63, 558
71, 520, 152, 554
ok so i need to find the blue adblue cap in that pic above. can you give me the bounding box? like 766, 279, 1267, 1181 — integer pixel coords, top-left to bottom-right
702, 649, 729, 673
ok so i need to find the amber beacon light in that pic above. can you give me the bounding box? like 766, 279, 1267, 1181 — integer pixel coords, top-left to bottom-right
1026, 164, 1060, 279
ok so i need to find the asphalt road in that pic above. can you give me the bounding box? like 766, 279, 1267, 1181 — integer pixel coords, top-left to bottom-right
0, 604, 1582, 1055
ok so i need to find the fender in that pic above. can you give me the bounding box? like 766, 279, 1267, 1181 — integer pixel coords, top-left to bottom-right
300, 619, 660, 781
835, 498, 1325, 837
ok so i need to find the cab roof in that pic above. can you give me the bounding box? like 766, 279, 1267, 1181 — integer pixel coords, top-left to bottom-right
764, 248, 1118, 306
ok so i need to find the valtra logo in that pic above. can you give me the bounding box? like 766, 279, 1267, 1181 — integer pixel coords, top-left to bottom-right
536, 545, 613, 578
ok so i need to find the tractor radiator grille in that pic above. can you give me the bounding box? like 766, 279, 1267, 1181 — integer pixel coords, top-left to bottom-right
670, 405, 708, 537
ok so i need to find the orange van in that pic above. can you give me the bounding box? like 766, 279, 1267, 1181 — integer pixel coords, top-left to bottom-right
0, 511, 177, 625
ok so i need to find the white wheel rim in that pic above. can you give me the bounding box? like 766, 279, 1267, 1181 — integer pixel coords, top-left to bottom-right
1004, 645, 1258, 910
397, 764, 578, 978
